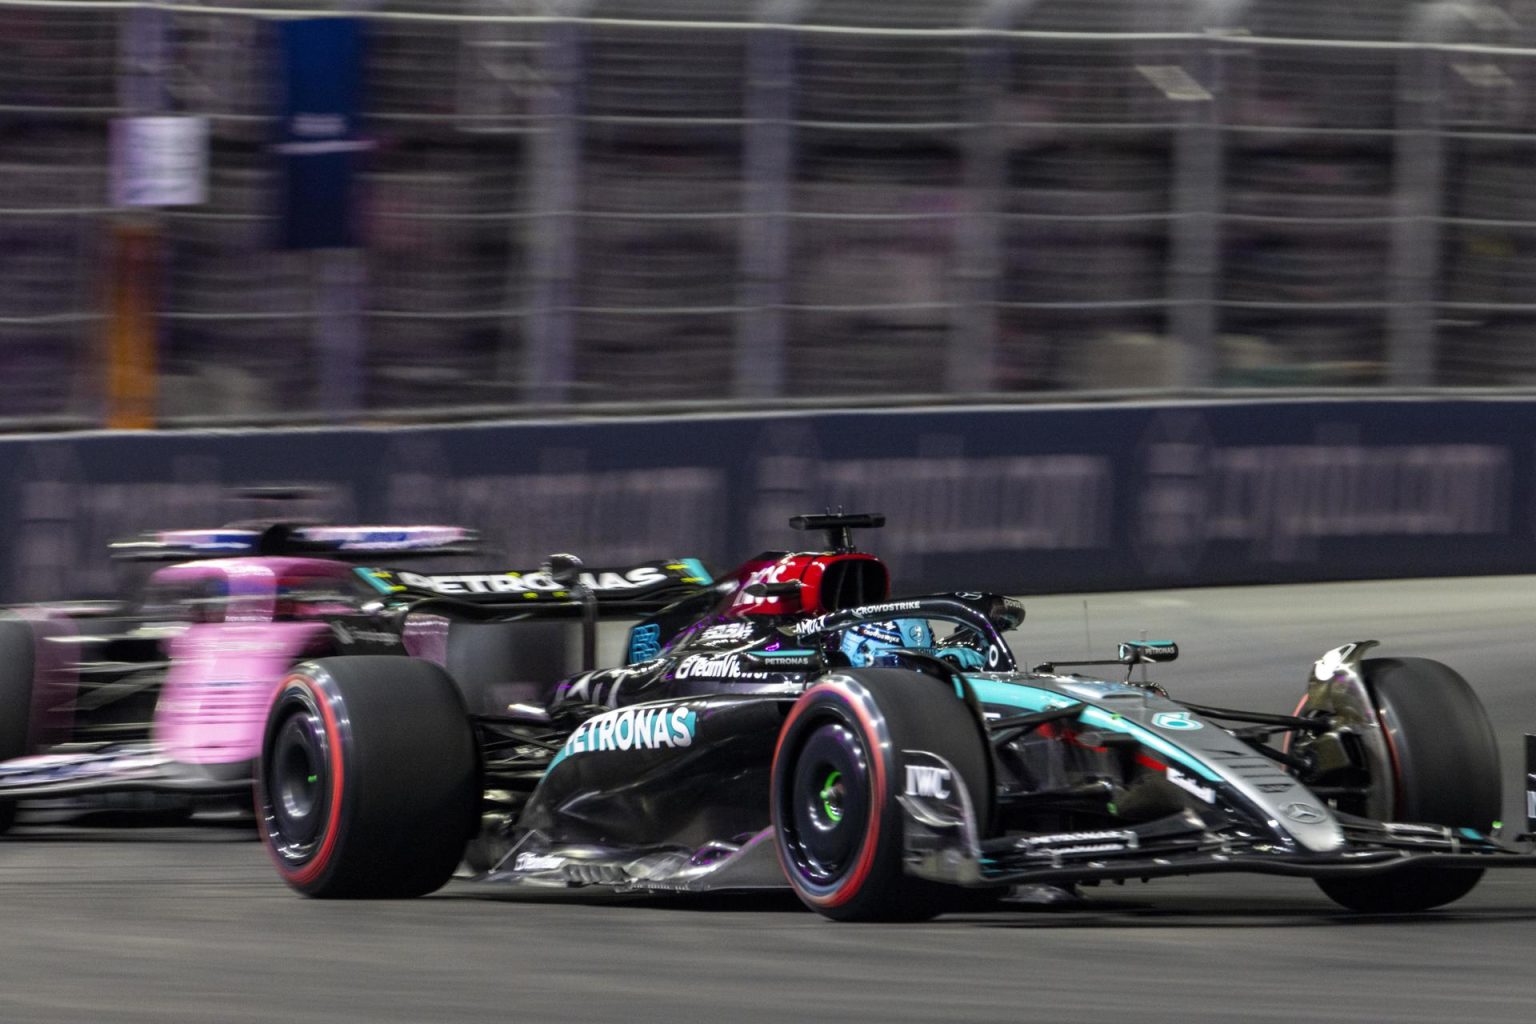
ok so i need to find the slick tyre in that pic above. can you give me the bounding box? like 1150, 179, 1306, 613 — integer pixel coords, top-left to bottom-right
1315, 657, 1500, 913
771, 668, 995, 922
259, 657, 479, 898
0, 620, 38, 834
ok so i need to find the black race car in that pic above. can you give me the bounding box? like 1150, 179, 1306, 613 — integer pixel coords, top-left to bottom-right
257, 514, 1536, 919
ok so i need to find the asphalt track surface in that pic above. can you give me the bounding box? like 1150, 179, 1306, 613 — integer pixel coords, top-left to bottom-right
6, 576, 1536, 1023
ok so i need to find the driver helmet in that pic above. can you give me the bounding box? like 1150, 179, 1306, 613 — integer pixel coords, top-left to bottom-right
839, 618, 932, 667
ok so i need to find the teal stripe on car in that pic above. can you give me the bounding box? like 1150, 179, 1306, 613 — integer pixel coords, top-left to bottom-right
963, 677, 1223, 782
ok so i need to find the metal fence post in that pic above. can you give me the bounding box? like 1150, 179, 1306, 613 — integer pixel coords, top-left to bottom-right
523, 4, 588, 404
735, 0, 806, 399
947, 0, 1028, 395
1166, 0, 1240, 389
312, 248, 365, 415
105, 4, 172, 428
468, 1, 548, 388
1388, 3, 1455, 387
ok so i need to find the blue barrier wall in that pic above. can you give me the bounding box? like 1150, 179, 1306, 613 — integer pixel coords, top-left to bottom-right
0, 399, 1527, 603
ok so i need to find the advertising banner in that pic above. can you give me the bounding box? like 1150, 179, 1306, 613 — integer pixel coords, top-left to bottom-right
0, 399, 1533, 603
273, 17, 367, 249
109, 116, 209, 207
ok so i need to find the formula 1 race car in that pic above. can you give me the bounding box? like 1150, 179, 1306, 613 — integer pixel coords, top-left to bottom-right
257, 514, 1536, 919
0, 521, 478, 831
0, 519, 707, 833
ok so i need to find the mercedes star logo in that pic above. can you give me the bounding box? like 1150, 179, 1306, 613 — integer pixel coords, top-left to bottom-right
1282, 802, 1327, 824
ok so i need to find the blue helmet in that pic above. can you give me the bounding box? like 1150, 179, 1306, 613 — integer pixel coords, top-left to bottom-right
839, 618, 933, 667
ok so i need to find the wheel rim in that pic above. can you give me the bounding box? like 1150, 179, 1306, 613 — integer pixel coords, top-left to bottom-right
819, 770, 844, 824
782, 721, 871, 887
264, 704, 332, 864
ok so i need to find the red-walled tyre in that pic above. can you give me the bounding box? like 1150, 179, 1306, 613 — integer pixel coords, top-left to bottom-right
1311, 657, 1501, 913
259, 656, 479, 898
771, 668, 994, 922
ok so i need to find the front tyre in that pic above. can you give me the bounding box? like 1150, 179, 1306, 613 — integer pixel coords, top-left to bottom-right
771, 668, 994, 921
1311, 657, 1500, 913
259, 656, 479, 898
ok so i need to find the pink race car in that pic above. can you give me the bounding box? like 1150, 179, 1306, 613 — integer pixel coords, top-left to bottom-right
0, 520, 707, 834
0, 523, 489, 832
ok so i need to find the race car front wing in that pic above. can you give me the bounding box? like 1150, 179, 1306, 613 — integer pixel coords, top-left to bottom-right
0, 743, 251, 800
899, 737, 1536, 888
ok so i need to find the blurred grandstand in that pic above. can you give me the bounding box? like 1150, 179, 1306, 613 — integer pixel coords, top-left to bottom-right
3, 0, 1536, 427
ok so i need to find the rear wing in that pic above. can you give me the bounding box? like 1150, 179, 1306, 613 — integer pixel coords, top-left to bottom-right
111, 524, 480, 561
355, 558, 715, 615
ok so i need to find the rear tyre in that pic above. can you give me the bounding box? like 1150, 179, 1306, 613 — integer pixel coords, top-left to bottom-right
0, 620, 39, 834
771, 668, 995, 921
259, 656, 479, 897
1312, 657, 1500, 913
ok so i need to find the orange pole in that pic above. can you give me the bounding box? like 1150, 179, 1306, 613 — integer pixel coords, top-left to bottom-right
104, 218, 158, 429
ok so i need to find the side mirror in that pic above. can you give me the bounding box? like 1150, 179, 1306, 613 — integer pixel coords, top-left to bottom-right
986, 596, 1025, 632
1119, 640, 1178, 665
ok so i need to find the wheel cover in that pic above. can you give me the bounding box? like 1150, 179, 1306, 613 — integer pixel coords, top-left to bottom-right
782, 722, 871, 887
264, 700, 333, 866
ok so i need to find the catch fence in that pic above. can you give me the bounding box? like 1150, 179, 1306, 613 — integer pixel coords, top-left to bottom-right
3, 0, 1536, 425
